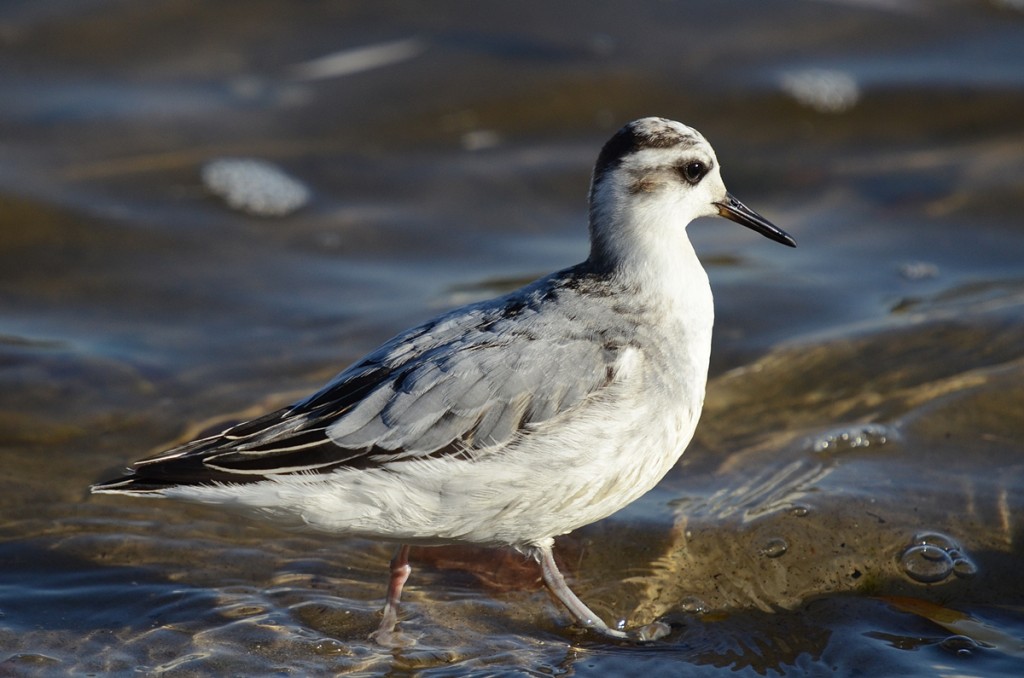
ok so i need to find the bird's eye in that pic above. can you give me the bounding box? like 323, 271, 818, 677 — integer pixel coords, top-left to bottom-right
680, 161, 707, 185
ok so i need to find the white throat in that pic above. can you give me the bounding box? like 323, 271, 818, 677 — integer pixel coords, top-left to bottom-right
588, 177, 713, 310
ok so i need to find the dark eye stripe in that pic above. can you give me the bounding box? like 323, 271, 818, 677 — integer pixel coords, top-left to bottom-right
592, 121, 701, 186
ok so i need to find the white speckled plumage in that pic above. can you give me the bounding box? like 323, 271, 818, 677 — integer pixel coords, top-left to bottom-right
92, 117, 795, 643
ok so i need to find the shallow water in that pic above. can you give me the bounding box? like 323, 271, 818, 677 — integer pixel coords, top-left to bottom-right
2, 0, 1024, 675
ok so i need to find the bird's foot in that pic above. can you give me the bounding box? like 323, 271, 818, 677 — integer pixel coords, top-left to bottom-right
580, 618, 671, 643
369, 616, 417, 648
624, 620, 671, 643
369, 627, 416, 648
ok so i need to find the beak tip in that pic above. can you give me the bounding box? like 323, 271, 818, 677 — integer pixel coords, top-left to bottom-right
715, 195, 796, 248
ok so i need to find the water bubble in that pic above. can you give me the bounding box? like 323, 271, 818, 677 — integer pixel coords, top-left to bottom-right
779, 68, 860, 113
789, 505, 810, 517
939, 635, 978, 658
311, 638, 348, 657
759, 538, 788, 559
898, 531, 977, 584
952, 557, 979, 579
899, 261, 939, 280
812, 424, 891, 453
201, 158, 310, 217
679, 596, 709, 614
912, 531, 958, 551
900, 544, 954, 583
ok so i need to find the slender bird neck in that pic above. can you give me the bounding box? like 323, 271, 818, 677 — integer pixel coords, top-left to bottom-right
586, 185, 712, 312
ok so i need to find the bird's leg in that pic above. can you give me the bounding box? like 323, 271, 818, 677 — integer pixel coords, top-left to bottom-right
370, 544, 411, 643
531, 540, 669, 642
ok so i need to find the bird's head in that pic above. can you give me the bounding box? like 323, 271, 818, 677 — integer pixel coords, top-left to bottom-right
587, 117, 795, 270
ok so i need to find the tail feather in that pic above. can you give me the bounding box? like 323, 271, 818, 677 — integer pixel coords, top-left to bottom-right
90, 474, 172, 496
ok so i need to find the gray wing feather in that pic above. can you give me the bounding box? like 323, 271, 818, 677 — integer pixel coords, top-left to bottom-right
117, 270, 625, 484
322, 308, 616, 458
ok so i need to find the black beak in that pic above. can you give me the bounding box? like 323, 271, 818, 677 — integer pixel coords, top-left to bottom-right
714, 193, 796, 247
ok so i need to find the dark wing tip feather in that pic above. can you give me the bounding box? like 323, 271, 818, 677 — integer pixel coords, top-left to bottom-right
91, 448, 272, 493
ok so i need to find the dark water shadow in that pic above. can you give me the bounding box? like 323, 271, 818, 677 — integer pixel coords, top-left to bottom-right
0, 538, 219, 634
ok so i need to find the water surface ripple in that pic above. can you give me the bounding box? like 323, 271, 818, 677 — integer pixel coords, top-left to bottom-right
1, 1, 1023, 675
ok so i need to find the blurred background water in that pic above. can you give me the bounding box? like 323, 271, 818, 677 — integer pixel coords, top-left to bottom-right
2, 0, 1024, 675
